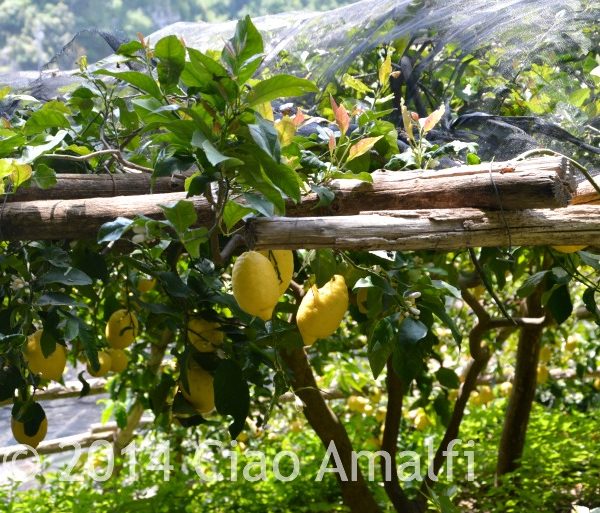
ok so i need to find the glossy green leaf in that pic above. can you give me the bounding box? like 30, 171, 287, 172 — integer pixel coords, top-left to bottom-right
246, 75, 318, 107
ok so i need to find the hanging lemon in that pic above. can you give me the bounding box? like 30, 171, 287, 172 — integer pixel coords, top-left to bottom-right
11, 403, 48, 448
105, 309, 139, 349
232, 251, 280, 321
108, 349, 129, 373
187, 318, 224, 352
259, 250, 294, 295
87, 351, 112, 377
23, 330, 67, 382
297, 275, 349, 346
181, 361, 215, 414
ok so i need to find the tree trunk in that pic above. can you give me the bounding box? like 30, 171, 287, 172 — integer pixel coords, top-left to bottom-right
279, 346, 381, 513
496, 288, 545, 477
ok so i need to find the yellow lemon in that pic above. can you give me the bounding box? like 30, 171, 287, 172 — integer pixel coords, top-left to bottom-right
375, 406, 387, 423
593, 377, 600, 391
414, 409, 430, 430
23, 330, 67, 382
259, 250, 294, 295
297, 275, 349, 346
537, 364, 550, 384
12, 416, 48, 448
552, 245, 586, 253
137, 277, 156, 293
539, 345, 552, 363
347, 395, 369, 413
108, 349, 129, 373
478, 385, 494, 405
187, 318, 224, 352
105, 309, 139, 349
87, 351, 112, 377
499, 381, 513, 396
232, 251, 280, 321
181, 361, 215, 414
356, 288, 368, 314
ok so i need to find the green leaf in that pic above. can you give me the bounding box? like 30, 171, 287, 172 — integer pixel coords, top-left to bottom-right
36, 293, 86, 308
77, 318, 99, 371
23, 102, 71, 135
0, 134, 26, 158
517, 271, 548, 298
116, 40, 144, 56
398, 317, 428, 344
242, 192, 275, 217
155, 35, 186, 90
436, 368, 460, 389
223, 200, 254, 232
330, 171, 373, 182
181, 227, 208, 259
33, 163, 57, 189
545, 284, 572, 324
97, 217, 133, 243
191, 131, 244, 168
368, 316, 395, 378
38, 267, 93, 287
160, 200, 197, 233
342, 73, 372, 94
255, 150, 301, 202
582, 287, 599, 320
214, 359, 250, 439
0, 367, 25, 402
221, 15, 264, 84
309, 184, 335, 208
420, 298, 462, 344
157, 271, 193, 298
94, 70, 162, 99
22, 130, 68, 163
249, 116, 281, 162
246, 75, 318, 107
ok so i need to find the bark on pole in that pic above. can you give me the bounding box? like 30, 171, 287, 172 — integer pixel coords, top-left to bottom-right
0, 156, 573, 241
248, 205, 600, 251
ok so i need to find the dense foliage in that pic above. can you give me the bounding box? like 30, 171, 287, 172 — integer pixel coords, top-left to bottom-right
0, 8, 599, 513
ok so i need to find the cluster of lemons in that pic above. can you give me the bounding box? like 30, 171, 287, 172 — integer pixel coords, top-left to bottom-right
180, 249, 351, 418
12, 309, 138, 448
231, 250, 349, 346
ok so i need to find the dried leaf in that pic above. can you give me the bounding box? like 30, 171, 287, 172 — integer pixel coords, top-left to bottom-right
330, 95, 350, 137
400, 98, 414, 143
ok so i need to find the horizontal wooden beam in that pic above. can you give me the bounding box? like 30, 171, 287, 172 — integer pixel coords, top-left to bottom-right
9, 173, 187, 201
0, 157, 574, 241
247, 205, 600, 251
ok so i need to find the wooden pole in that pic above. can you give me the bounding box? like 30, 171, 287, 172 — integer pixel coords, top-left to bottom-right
0, 157, 574, 241
8, 174, 187, 201
247, 205, 600, 251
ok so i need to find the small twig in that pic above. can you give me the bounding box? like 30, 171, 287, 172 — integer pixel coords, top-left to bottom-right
219, 234, 246, 263
43, 149, 153, 174
468, 248, 516, 324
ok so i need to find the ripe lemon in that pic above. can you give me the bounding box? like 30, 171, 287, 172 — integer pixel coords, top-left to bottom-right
539, 345, 552, 363
259, 250, 294, 295
356, 288, 368, 314
23, 330, 67, 382
478, 385, 494, 405
187, 318, 224, 352
108, 349, 129, 373
552, 245, 586, 253
499, 381, 513, 396
12, 416, 48, 448
105, 309, 139, 349
537, 364, 550, 384
137, 277, 156, 293
413, 409, 430, 430
181, 361, 215, 414
232, 251, 280, 321
297, 275, 349, 346
87, 351, 112, 377
347, 395, 368, 413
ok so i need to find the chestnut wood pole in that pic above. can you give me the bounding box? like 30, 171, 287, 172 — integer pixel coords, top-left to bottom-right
0, 157, 572, 240
247, 205, 600, 251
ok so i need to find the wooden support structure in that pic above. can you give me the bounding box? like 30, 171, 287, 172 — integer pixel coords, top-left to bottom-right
9, 173, 187, 201
0, 157, 575, 241
0, 379, 107, 408
247, 205, 600, 251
